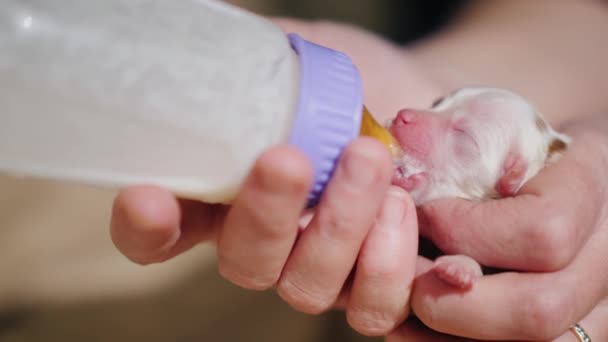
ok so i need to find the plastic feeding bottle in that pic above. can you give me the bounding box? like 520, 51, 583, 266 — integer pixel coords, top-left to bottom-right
0, 0, 400, 206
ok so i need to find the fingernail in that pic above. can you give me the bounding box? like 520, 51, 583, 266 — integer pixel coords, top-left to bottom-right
343, 146, 381, 188
379, 188, 408, 230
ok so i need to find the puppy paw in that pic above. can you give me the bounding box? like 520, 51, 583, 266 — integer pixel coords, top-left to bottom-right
433, 254, 483, 290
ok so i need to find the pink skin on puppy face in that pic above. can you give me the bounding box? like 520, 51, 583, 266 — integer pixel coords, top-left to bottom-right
387, 87, 571, 289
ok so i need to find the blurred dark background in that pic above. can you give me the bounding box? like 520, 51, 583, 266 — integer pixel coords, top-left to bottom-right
231, 0, 467, 44
0, 1, 466, 341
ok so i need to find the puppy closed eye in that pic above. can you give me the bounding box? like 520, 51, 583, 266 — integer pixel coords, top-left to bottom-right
451, 127, 480, 161
431, 96, 446, 108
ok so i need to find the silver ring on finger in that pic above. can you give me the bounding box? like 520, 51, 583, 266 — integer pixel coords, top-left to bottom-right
569, 323, 591, 342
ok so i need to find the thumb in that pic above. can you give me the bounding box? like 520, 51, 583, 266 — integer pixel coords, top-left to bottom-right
417, 194, 558, 271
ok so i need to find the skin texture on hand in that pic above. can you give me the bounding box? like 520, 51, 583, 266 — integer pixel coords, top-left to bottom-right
110, 17, 446, 337
108, 17, 428, 337
397, 1, 608, 339
276, 7, 608, 340
387, 298, 608, 342
112, 143, 418, 336
418, 120, 607, 272
408, 115, 608, 341
110, 1, 608, 340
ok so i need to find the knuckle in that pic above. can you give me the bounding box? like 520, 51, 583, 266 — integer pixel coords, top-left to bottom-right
347, 308, 399, 336
414, 306, 444, 335
526, 213, 576, 270
361, 267, 398, 284
253, 146, 313, 194
410, 291, 443, 331
345, 139, 393, 178
322, 210, 364, 241
358, 256, 402, 283
277, 277, 334, 315
217, 261, 278, 291
346, 267, 411, 336
317, 195, 371, 242
518, 289, 573, 340
233, 198, 292, 241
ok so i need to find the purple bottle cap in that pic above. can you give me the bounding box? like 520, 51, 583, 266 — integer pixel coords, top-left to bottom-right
287, 33, 363, 207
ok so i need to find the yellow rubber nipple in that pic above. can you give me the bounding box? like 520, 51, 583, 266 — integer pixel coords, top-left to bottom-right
359, 106, 402, 159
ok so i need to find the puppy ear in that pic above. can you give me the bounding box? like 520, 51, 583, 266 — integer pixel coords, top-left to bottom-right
534, 112, 571, 163
495, 152, 528, 197
546, 132, 571, 163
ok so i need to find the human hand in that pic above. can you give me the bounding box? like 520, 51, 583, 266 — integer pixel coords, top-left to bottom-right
110, 18, 445, 336
386, 297, 608, 341
111, 141, 416, 337
406, 115, 608, 341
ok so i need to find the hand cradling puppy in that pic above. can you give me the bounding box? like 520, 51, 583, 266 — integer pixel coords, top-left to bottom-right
387, 87, 571, 289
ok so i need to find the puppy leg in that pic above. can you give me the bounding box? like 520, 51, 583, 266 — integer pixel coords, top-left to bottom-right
433, 254, 483, 289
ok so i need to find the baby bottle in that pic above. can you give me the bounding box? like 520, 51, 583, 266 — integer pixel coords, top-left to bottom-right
0, 0, 399, 206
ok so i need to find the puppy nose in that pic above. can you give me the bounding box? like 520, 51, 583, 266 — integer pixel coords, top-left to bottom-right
396, 109, 416, 124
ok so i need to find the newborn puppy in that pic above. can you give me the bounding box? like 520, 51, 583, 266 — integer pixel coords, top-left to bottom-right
387, 87, 571, 289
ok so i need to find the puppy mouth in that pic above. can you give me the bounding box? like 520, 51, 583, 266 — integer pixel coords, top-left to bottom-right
391, 165, 406, 188
393, 165, 405, 179
390, 150, 427, 191
393, 153, 424, 175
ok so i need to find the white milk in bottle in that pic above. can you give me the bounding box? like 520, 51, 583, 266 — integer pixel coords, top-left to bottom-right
0, 0, 400, 205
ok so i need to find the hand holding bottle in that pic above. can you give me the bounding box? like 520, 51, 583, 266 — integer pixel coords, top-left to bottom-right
109, 18, 442, 336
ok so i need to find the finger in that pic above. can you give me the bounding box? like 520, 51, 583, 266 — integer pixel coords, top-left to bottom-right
419, 133, 605, 271
411, 225, 608, 341
217, 146, 313, 291
110, 185, 219, 264
333, 255, 435, 311
346, 187, 418, 336
386, 317, 477, 342
553, 297, 608, 342
277, 138, 393, 314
